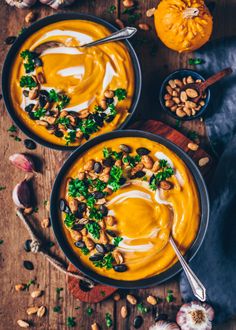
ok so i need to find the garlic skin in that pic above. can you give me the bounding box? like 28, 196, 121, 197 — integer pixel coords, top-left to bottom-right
5, 0, 37, 9
176, 301, 214, 330
12, 179, 32, 208
39, 0, 75, 9
149, 321, 180, 330
9, 153, 35, 173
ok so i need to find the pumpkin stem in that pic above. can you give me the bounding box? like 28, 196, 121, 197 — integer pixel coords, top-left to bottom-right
183, 7, 200, 19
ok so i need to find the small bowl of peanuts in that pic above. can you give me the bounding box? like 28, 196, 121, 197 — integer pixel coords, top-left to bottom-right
159, 69, 211, 120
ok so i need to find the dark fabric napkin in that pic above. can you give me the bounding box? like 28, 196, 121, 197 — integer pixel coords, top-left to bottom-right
179, 37, 236, 323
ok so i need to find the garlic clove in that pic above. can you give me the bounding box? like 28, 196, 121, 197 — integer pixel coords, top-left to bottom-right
149, 321, 180, 330
9, 153, 36, 173
39, 0, 75, 10
5, 0, 37, 9
12, 179, 32, 208
176, 301, 214, 330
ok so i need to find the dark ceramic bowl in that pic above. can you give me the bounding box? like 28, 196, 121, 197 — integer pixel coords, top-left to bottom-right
50, 130, 209, 289
159, 69, 211, 121
2, 13, 142, 151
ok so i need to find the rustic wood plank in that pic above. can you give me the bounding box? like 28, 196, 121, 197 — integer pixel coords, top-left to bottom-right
0, 0, 235, 329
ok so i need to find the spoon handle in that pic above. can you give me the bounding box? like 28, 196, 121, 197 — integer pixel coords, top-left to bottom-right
169, 237, 206, 302
200, 67, 233, 91
80, 27, 137, 48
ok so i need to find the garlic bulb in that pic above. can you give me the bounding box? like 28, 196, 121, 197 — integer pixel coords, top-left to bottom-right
12, 179, 32, 208
9, 153, 36, 173
5, 0, 37, 9
149, 321, 180, 330
39, 0, 75, 9
176, 301, 215, 330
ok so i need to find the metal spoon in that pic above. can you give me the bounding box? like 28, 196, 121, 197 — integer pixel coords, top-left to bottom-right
169, 236, 206, 302
80, 26, 137, 48
180, 67, 233, 103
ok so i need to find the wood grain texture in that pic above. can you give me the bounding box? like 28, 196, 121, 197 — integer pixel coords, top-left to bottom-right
0, 0, 235, 329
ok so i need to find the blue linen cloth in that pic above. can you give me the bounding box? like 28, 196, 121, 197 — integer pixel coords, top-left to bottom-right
179, 37, 236, 323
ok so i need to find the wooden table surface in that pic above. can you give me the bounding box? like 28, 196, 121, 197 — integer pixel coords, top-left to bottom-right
0, 0, 235, 329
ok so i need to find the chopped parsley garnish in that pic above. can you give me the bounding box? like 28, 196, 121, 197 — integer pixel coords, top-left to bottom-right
12, 136, 22, 142
137, 303, 149, 314
20, 50, 38, 73
108, 166, 123, 191
64, 213, 76, 228
113, 236, 123, 247
86, 307, 93, 316
166, 289, 174, 303
32, 107, 46, 119
0, 186, 6, 191
175, 119, 181, 128
103, 147, 122, 160
65, 130, 76, 146
57, 94, 70, 110
57, 116, 71, 127
85, 221, 101, 239
93, 253, 114, 270
105, 313, 113, 328
123, 154, 141, 168
7, 125, 17, 132
108, 4, 116, 14
43, 200, 48, 206
25, 279, 36, 290
107, 103, 117, 116
188, 58, 204, 65
68, 178, 89, 198
20, 75, 37, 89
79, 118, 99, 140
149, 160, 174, 190
48, 89, 59, 102
81, 247, 89, 255
114, 88, 127, 101
53, 306, 61, 313
187, 130, 199, 141
67, 316, 76, 327
100, 290, 106, 296
56, 287, 63, 294
89, 207, 103, 220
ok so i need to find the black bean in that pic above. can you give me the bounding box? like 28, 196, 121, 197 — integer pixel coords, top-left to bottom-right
73, 210, 83, 219
79, 280, 92, 292
54, 130, 64, 138
74, 241, 85, 248
25, 104, 34, 112
89, 253, 104, 262
133, 316, 143, 329
102, 157, 115, 167
5, 36, 16, 45
93, 191, 104, 200
39, 94, 48, 108
106, 230, 116, 238
104, 244, 115, 252
95, 244, 105, 254
106, 98, 114, 104
93, 114, 104, 127
24, 139, 37, 150
113, 264, 128, 272
119, 144, 131, 153
33, 57, 43, 67
24, 239, 32, 252
78, 202, 87, 213
72, 224, 84, 231
59, 198, 70, 214
134, 171, 146, 178
29, 112, 37, 120
23, 260, 34, 270
39, 90, 49, 97
105, 115, 115, 123
99, 204, 108, 216
136, 147, 150, 156
93, 162, 102, 173
23, 90, 29, 97
119, 177, 126, 185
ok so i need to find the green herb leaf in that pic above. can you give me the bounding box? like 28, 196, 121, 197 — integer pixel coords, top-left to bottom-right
108, 4, 116, 14
93, 253, 114, 270
137, 303, 149, 314
108, 166, 123, 191
149, 159, 174, 190
7, 125, 17, 133
81, 247, 90, 255
53, 306, 61, 313
188, 58, 204, 65
64, 213, 76, 228
20, 50, 38, 73
67, 316, 76, 327
32, 107, 46, 120
187, 130, 199, 141
85, 221, 101, 239
100, 290, 106, 296
25, 279, 36, 290
166, 290, 174, 303
57, 94, 70, 110
20, 75, 37, 89
89, 207, 103, 221
86, 307, 93, 316
0, 186, 6, 191
114, 88, 127, 101
105, 313, 113, 328
48, 89, 59, 102
113, 236, 123, 247
65, 130, 76, 146
79, 118, 98, 139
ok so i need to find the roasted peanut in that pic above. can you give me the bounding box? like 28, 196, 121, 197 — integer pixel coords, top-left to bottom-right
170, 105, 178, 112
126, 294, 137, 305
91, 323, 100, 330
104, 90, 114, 98
164, 93, 171, 100
131, 162, 144, 175
113, 251, 124, 264
15, 283, 25, 291
146, 7, 155, 17
123, 0, 134, 7
70, 230, 82, 241
100, 173, 110, 183
141, 155, 153, 169
104, 187, 113, 195
31, 290, 43, 298
186, 76, 194, 84
37, 305, 46, 317
113, 292, 121, 301
78, 109, 90, 119
165, 100, 174, 108
166, 85, 173, 95
147, 295, 157, 305
186, 88, 198, 98
138, 23, 150, 31
85, 237, 95, 250
187, 142, 199, 151
25, 11, 36, 23
100, 99, 107, 110
174, 79, 183, 88
172, 97, 180, 104
100, 231, 109, 244
121, 305, 128, 318
152, 161, 160, 172
78, 172, 85, 180
115, 18, 125, 29
198, 157, 209, 167
36, 72, 45, 84
41, 217, 50, 228
159, 180, 172, 190
180, 91, 188, 102
84, 159, 95, 171
17, 320, 30, 328
26, 306, 38, 315
81, 228, 88, 236
168, 80, 176, 89
105, 215, 115, 226
28, 87, 38, 100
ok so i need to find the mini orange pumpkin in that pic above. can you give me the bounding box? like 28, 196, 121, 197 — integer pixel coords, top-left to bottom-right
154, 0, 213, 53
